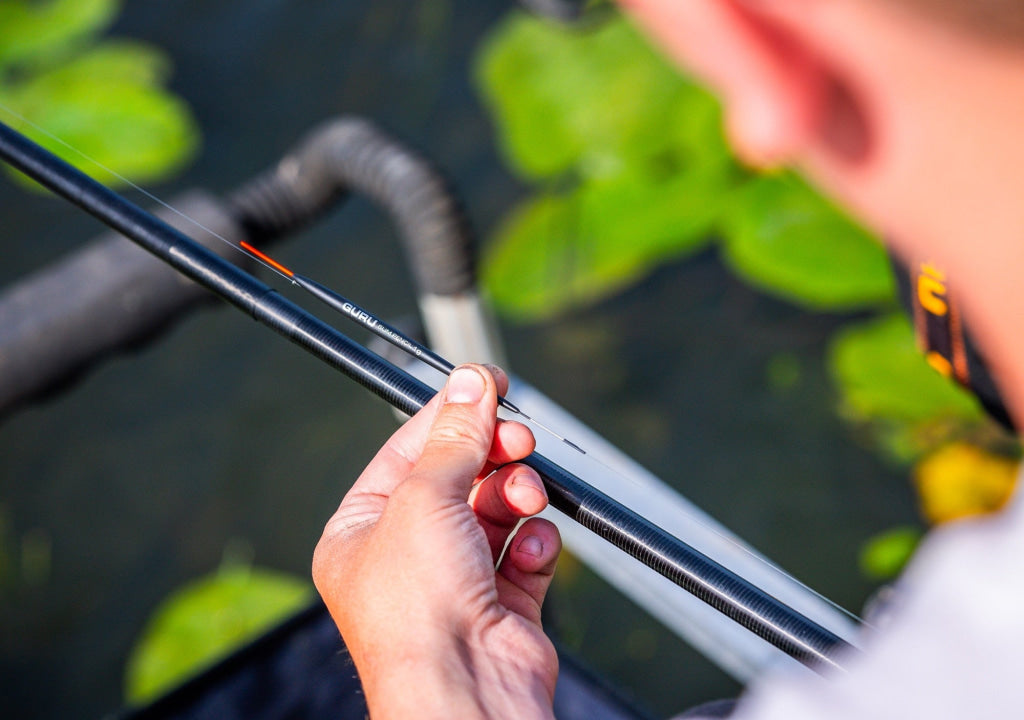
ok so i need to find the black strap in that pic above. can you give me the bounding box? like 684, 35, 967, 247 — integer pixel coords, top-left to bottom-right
894, 257, 1014, 430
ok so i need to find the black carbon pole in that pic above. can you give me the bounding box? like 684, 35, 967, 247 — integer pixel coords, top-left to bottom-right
0, 120, 854, 672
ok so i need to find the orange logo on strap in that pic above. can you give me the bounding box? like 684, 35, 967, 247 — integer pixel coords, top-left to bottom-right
917, 264, 948, 317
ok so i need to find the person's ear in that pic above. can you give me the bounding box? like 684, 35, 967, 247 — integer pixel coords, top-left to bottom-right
619, 0, 830, 168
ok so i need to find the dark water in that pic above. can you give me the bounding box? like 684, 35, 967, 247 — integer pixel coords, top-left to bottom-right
0, 2, 917, 718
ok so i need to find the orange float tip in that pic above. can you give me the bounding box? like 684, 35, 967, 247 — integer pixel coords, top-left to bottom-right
240, 241, 294, 277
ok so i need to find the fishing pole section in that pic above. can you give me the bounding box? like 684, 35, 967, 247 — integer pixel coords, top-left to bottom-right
0, 119, 856, 673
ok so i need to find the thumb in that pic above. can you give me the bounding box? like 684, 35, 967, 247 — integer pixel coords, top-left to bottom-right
406, 365, 499, 503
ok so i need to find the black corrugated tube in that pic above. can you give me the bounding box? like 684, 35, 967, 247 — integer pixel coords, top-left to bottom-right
226, 117, 476, 298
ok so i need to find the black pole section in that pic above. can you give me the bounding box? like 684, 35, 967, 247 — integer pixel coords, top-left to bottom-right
0, 120, 853, 672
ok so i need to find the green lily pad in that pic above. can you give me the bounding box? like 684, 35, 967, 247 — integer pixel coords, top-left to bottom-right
1, 41, 199, 187
828, 314, 982, 459
721, 175, 895, 310
483, 193, 593, 320
483, 164, 721, 320
475, 12, 713, 181
859, 526, 921, 580
124, 564, 312, 705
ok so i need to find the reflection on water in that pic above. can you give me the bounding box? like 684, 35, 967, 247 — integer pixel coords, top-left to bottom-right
0, 2, 916, 718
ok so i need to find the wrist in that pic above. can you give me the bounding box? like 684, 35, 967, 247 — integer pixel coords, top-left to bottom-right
357, 625, 555, 720
356, 631, 458, 717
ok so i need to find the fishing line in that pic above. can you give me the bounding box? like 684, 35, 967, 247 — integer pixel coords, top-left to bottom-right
0, 108, 865, 649
0, 105, 282, 275
0, 103, 588, 451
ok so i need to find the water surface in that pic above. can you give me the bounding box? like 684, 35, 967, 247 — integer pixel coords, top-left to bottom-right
0, 2, 915, 718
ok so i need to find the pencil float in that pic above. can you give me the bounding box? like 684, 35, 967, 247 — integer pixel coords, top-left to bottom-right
239, 241, 586, 454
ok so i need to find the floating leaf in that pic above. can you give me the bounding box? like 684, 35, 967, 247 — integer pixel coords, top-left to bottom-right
858, 526, 921, 580
577, 163, 723, 257
913, 442, 1019, 524
476, 12, 712, 181
477, 10, 744, 321
484, 193, 594, 320
721, 175, 895, 310
483, 164, 720, 320
1, 41, 199, 188
124, 564, 312, 704
829, 314, 982, 459
0, 0, 118, 68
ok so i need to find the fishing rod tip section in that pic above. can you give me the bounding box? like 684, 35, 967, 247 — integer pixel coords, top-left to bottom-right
496, 397, 586, 454
498, 396, 525, 416
563, 439, 587, 455
525, 416, 587, 455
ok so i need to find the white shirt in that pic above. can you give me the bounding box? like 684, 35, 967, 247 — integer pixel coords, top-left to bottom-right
732, 486, 1024, 719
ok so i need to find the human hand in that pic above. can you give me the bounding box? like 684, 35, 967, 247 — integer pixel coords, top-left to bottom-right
313, 364, 561, 720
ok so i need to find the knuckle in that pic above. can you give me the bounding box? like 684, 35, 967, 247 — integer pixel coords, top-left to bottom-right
387, 477, 428, 508
429, 410, 491, 451
311, 533, 337, 595
311, 513, 370, 591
